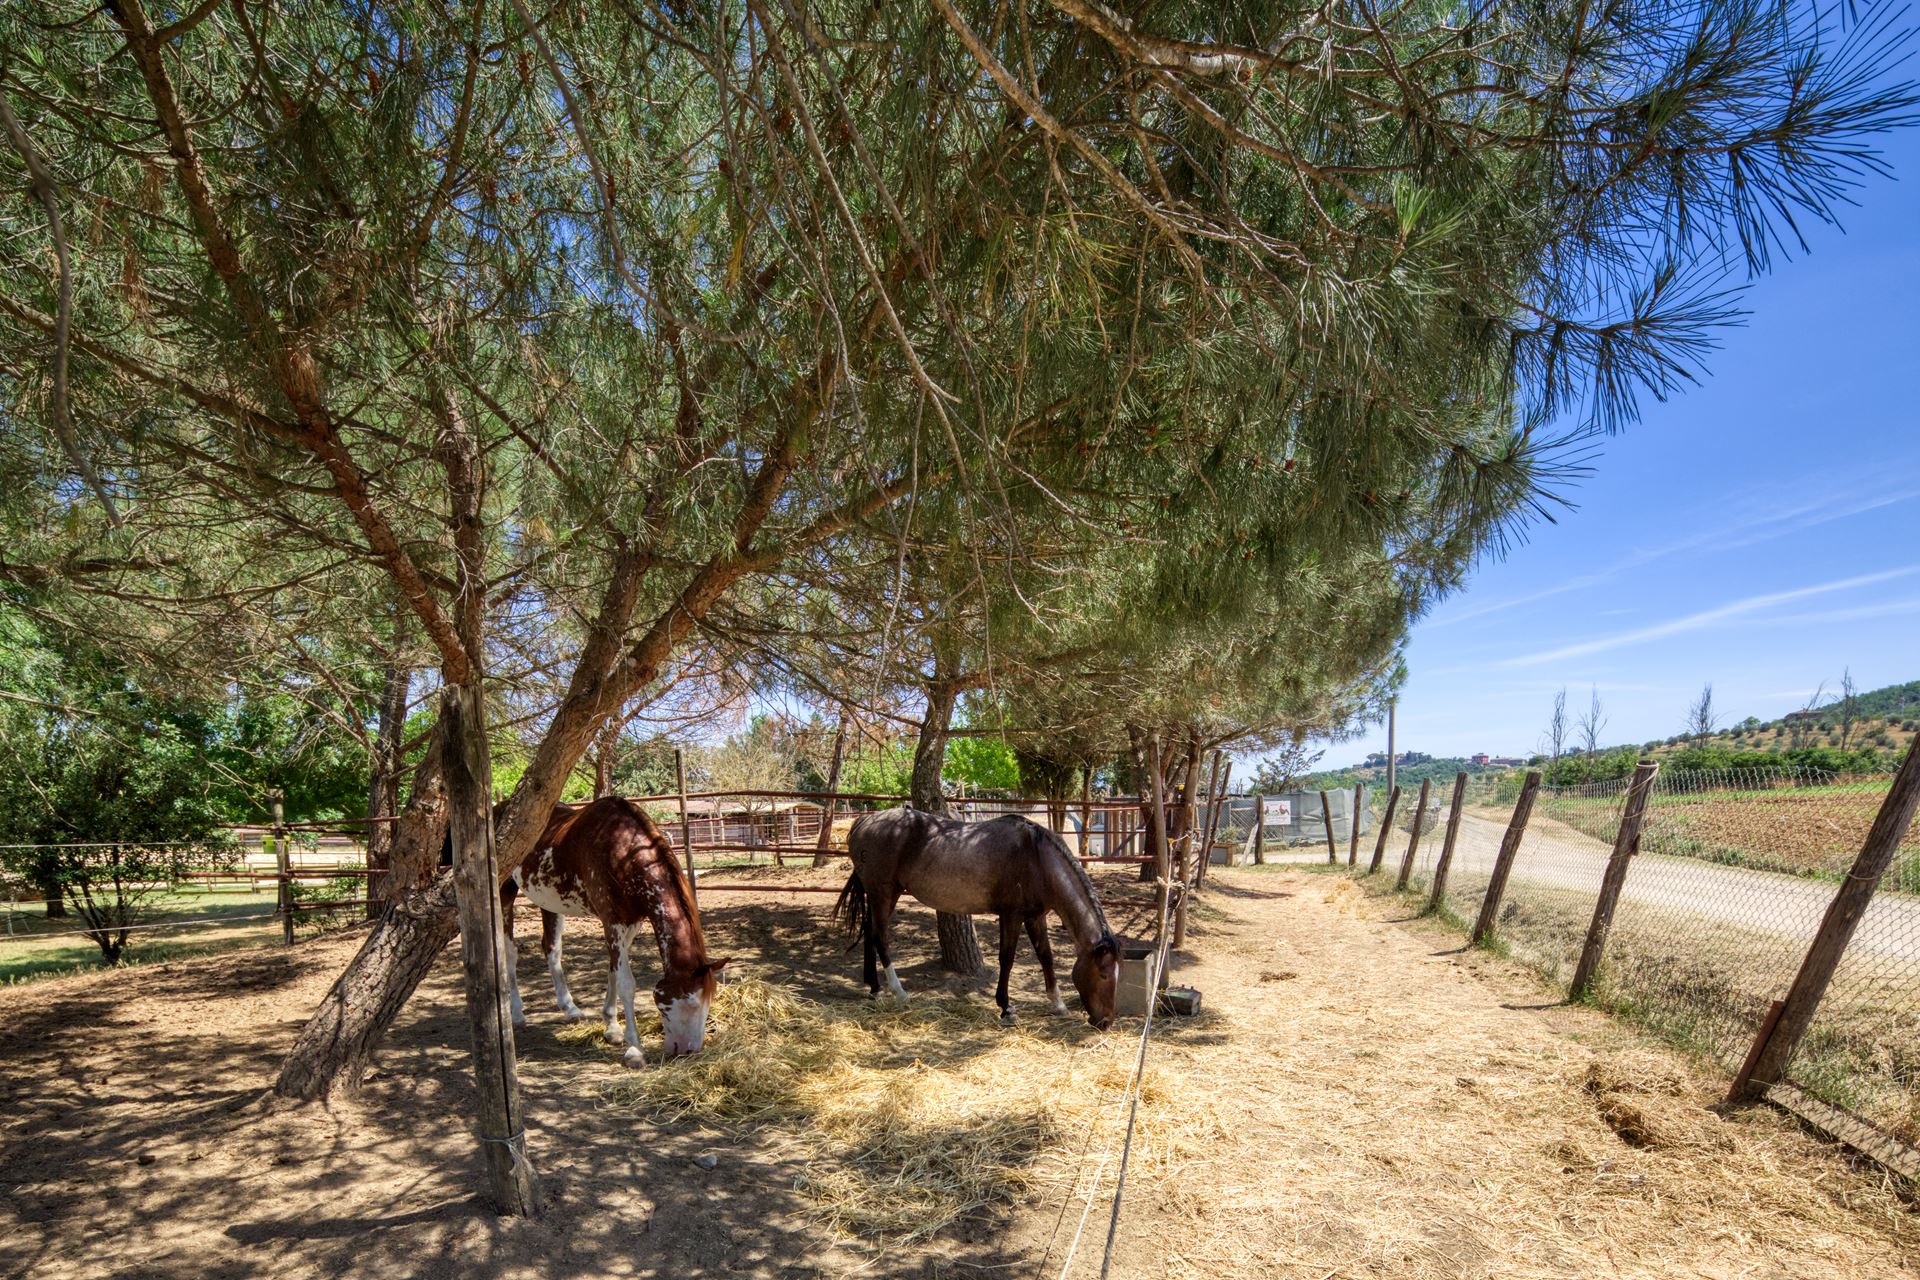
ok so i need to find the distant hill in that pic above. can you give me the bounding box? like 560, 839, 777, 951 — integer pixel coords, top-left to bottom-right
1819, 680, 1920, 721
1641, 677, 1920, 760
1288, 677, 1919, 795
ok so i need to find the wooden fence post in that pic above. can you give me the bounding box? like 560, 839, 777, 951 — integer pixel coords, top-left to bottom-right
1730, 739, 1920, 1103
1150, 737, 1172, 950
1470, 771, 1543, 946
1348, 783, 1364, 867
1079, 771, 1093, 858
1251, 794, 1266, 865
1173, 752, 1222, 943
675, 748, 696, 907
1569, 762, 1660, 1000
272, 790, 293, 946
1425, 773, 1470, 913
1395, 778, 1433, 889
442, 682, 540, 1216
1319, 789, 1338, 864
1368, 786, 1401, 874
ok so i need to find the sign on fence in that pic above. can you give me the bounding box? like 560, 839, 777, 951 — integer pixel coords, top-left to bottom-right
1262, 799, 1291, 823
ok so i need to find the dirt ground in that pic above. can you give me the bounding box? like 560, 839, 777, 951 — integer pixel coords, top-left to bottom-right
3, 865, 1917, 1279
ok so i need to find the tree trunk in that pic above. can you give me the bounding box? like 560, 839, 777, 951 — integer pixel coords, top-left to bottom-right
813, 713, 848, 866
39, 865, 66, 918
1130, 725, 1165, 883
364, 656, 410, 919
274, 878, 463, 1099
442, 680, 540, 1214
911, 680, 956, 818
913, 676, 981, 975
271, 521, 745, 1099
594, 720, 617, 798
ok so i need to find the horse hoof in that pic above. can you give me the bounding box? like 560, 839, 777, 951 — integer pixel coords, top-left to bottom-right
1000, 1010, 1017, 1026
1048, 1002, 1069, 1017
622, 1046, 646, 1068
604, 1027, 625, 1045
562, 1007, 590, 1022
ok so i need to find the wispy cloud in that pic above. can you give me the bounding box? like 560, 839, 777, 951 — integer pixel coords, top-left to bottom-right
1429, 478, 1920, 630
1763, 597, 1920, 626
1497, 567, 1920, 667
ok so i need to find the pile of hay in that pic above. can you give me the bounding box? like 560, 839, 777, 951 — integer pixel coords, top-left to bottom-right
587, 978, 1219, 1243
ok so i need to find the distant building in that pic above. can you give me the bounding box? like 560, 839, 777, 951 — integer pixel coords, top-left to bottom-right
1471, 753, 1490, 766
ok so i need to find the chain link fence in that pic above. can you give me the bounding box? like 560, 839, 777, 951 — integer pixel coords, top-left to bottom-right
1352, 765, 1920, 1158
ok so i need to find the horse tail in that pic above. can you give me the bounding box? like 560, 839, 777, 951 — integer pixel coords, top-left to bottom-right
834, 872, 868, 951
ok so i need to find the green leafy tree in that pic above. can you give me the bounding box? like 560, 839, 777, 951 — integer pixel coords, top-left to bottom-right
0, 609, 232, 956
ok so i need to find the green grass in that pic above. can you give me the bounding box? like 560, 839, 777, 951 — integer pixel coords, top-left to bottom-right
0, 886, 361, 985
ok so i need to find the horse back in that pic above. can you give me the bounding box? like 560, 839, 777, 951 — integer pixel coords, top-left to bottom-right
853, 808, 1047, 917
523, 795, 681, 927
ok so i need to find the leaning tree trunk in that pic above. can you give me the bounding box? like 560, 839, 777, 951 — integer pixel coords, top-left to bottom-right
912, 676, 982, 975
272, 674, 627, 1100
274, 877, 463, 1099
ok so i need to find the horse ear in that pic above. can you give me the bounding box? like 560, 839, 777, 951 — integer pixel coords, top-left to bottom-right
707, 957, 731, 975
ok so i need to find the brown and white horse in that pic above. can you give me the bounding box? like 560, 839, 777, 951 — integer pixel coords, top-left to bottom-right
501, 796, 727, 1066
836, 808, 1121, 1029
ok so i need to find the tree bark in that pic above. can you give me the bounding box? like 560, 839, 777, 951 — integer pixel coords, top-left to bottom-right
273, 878, 463, 1099
912, 675, 982, 975
364, 655, 410, 919
443, 681, 540, 1214
813, 713, 848, 866
1130, 724, 1161, 882
39, 866, 66, 918
594, 719, 617, 798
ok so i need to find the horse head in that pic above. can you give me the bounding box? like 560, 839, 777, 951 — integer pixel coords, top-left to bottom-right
1071, 935, 1120, 1030
654, 957, 730, 1057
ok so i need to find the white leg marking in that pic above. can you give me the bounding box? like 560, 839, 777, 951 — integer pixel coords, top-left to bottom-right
546, 915, 586, 1020
603, 944, 623, 1044
501, 922, 525, 1027
884, 963, 908, 1002
615, 927, 645, 1067
1046, 980, 1068, 1017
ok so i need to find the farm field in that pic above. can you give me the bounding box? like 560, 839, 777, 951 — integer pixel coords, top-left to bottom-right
4, 867, 1916, 1280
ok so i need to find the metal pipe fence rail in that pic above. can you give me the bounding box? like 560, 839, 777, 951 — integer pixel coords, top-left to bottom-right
1351, 755, 1920, 1175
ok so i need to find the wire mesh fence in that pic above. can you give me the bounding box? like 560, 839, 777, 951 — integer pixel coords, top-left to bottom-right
1350, 764, 1920, 1160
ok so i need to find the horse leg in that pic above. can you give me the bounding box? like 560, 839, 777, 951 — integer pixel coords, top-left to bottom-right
995, 913, 1021, 1025
610, 922, 645, 1068
543, 910, 586, 1020
861, 893, 881, 998
500, 881, 525, 1028
602, 921, 624, 1045
1025, 913, 1068, 1016
874, 888, 908, 1002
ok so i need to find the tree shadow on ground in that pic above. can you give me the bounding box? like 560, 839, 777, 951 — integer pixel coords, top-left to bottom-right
0, 885, 1121, 1280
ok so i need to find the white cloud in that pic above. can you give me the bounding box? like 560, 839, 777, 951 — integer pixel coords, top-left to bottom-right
1428, 478, 1920, 630
1496, 567, 1920, 667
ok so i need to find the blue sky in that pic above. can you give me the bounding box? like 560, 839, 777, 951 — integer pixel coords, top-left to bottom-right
1294, 126, 1920, 770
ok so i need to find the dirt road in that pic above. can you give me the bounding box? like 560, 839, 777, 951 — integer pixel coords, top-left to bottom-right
1425, 812, 1920, 961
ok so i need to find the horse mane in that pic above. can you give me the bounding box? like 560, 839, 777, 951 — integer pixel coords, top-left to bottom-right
1028, 819, 1116, 946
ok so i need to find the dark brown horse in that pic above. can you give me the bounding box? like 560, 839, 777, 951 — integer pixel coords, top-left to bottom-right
500, 796, 727, 1065
835, 808, 1120, 1028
